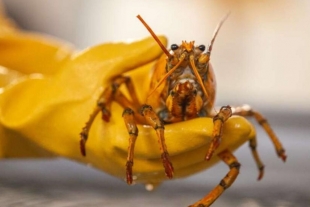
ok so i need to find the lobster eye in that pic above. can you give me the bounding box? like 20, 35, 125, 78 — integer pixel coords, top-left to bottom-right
171, 44, 179, 50
198, 45, 206, 52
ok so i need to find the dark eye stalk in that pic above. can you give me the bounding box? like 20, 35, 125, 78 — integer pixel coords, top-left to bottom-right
198, 45, 205, 52
171, 44, 179, 50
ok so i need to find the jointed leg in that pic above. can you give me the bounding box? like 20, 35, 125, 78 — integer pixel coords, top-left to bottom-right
80, 76, 141, 156
122, 108, 139, 184
206, 105, 232, 160
123, 104, 174, 183
249, 136, 265, 180
190, 149, 240, 207
232, 105, 286, 162
80, 86, 113, 156
80, 107, 101, 156
140, 104, 174, 179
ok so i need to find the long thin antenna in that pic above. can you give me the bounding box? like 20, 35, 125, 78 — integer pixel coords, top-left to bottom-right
146, 55, 186, 101
207, 12, 230, 114
207, 12, 231, 56
189, 57, 209, 99
137, 15, 172, 58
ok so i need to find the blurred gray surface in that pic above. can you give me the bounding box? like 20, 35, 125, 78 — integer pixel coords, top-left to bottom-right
0, 113, 309, 207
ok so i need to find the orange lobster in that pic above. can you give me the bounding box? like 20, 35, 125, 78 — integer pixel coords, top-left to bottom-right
80, 14, 286, 207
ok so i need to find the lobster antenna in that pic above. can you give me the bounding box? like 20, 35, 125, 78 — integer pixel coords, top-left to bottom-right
189, 58, 209, 99
146, 55, 186, 100
137, 15, 172, 58
207, 12, 230, 56
207, 12, 230, 114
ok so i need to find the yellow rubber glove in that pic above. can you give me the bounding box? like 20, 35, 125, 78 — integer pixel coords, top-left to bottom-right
0, 10, 255, 186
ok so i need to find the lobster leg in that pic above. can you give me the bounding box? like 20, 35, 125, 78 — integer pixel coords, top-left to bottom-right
122, 108, 139, 184
189, 149, 240, 207
80, 76, 142, 156
248, 135, 265, 180
232, 105, 286, 162
80, 107, 101, 156
140, 104, 174, 179
79, 86, 113, 156
205, 105, 232, 160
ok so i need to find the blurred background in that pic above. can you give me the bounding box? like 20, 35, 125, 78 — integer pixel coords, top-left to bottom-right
0, 0, 309, 207
2, 0, 310, 112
